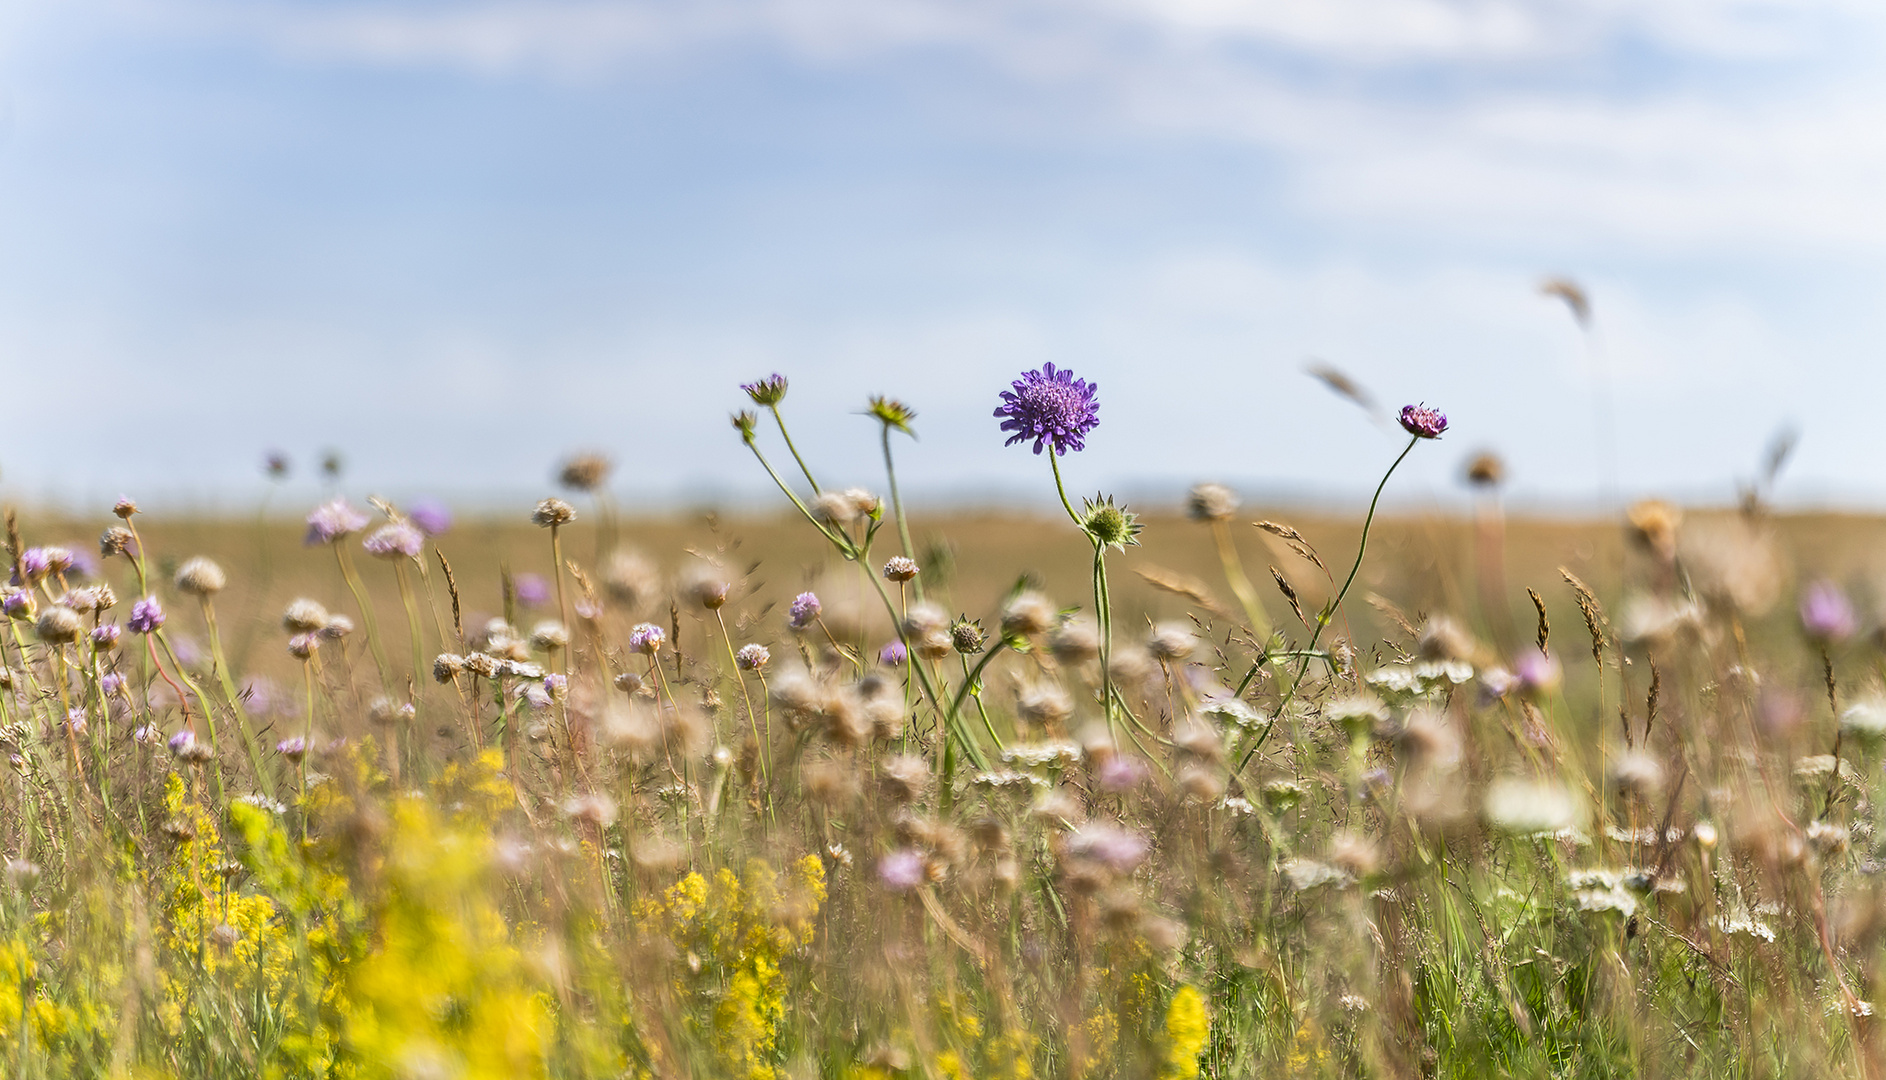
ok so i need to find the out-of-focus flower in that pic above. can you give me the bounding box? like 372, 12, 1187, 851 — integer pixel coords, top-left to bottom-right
1095, 754, 1150, 792
1801, 581, 1857, 644
127, 597, 165, 635
1627, 499, 1682, 563
1187, 482, 1239, 522
1398, 404, 1448, 439
877, 849, 926, 892
513, 573, 550, 607
282, 599, 329, 633
277, 737, 307, 762
287, 634, 320, 659
1065, 823, 1150, 874
736, 644, 770, 670
305, 499, 369, 545
742, 373, 788, 406
532, 498, 576, 528
996, 364, 1100, 456
363, 522, 424, 560
878, 641, 908, 667
1001, 591, 1057, 638
1512, 650, 1561, 696
1464, 452, 1506, 488
35, 607, 80, 644
99, 526, 136, 557
263, 451, 290, 480
167, 730, 196, 758
1484, 778, 1585, 837
408, 498, 453, 536
529, 621, 569, 650
558, 453, 613, 492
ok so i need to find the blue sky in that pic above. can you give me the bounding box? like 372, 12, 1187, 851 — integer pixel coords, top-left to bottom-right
1, 0, 1883, 513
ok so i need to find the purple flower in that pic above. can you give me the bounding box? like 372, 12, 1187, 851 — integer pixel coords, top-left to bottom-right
522, 683, 553, 710
64, 710, 87, 737
128, 597, 165, 635
16, 548, 51, 582
167, 730, 195, 757
0, 591, 29, 618
788, 591, 821, 630
1801, 581, 1857, 644
736, 643, 771, 670
877, 849, 926, 892
264, 451, 291, 480
543, 673, 568, 697
362, 522, 424, 560
995, 363, 1100, 456
1065, 823, 1150, 874
1398, 404, 1448, 439
741, 373, 789, 406
100, 672, 125, 696
1095, 754, 1150, 793
879, 641, 907, 667
515, 573, 551, 607
304, 498, 370, 545
277, 736, 306, 762
408, 498, 453, 536
628, 623, 665, 655
91, 623, 121, 650
1512, 650, 1561, 696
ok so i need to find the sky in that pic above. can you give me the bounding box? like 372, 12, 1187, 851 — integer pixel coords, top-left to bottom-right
0, 0, 1883, 514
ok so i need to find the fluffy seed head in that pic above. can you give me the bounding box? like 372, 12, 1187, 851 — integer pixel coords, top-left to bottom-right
433, 653, 466, 682
1465, 452, 1506, 488
1187, 483, 1239, 522
996, 363, 1100, 456
1147, 621, 1197, 661
558, 452, 613, 492
281, 599, 330, 634
174, 557, 227, 596
1000, 591, 1057, 638
99, 526, 136, 557
530, 621, 570, 650
1398, 403, 1448, 439
532, 498, 576, 528
35, 607, 80, 644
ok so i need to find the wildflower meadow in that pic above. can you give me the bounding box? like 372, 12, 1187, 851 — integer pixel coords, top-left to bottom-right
0, 367, 1878, 1078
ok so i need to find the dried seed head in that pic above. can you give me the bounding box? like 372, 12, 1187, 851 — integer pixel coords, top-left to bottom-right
282, 599, 330, 634
1017, 683, 1073, 728
113, 497, 139, 518
1146, 621, 1197, 661
879, 755, 931, 803
558, 452, 613, 492
1186, 483, 1239, 522
531, 498, 576, 528
602, 550, 660, 609
1417, 616, 1476, 662
174, 557, 227, 597
99, 526, 135, 557
1464, 452, 1506, 488
34, 607, 80, 644
901, 603, 952, 660
1049, 617, 1100, 663
1608, 751, 1664, 800
688, 577, 730, 610
433, 653, 466, 682
950, 618, 986, 655
530, 621, 570, 651
1000, 591, 1057, 638
320, 615, 354, 640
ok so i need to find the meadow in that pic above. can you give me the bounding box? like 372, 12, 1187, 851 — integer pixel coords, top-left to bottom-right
1, 371, 1884, 1078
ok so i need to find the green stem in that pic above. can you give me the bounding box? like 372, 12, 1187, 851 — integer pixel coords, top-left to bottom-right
770, 404, 822, 494
881, 425, 923, 604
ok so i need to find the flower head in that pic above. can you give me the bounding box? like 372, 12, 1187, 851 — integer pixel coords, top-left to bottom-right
532, 498, 576, 528
1065, 823, 1150, 874
995, 363, 1100, 456
878, 641, 908, 667
876, 849, 926, 892
277, 736, 307, 763
731, 410, 760, 444
628, 623, 666, 655
1398, 403, 1448, 439
1801, 581, 1857, 644
263, 451, 290, 480
167, 730, 196, 758
788, 591, 821, 630
99, 526, 136, 558
128, 597, 165, 635
174, 557, 227, 596
408, 498, 453, 536
1081, 494, 1142, 551
866, 395, 917, 434
742, 373, 789, 406
305, 499, 370, 545
736, 643, 771, 670
363, 522, 424, 560
514, 573, 550, 607
882, 557, 919, 582
558, 452, 613, 492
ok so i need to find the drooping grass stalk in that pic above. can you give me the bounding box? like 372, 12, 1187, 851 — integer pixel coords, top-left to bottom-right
1210, 518, 1272, 639
333, 544, 390, 685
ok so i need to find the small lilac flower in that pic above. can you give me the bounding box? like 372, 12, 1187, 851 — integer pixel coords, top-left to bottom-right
61, 552, 96, 580
515, 573, 551, 607
63, 710, 87, 737
879, 641, 907, 667
167, 730, 196, 757
1512, 650, 1561, 696
1, 591, 29, 619
1095, 754, 1150, 793
736, 643, 770, 670
1065, 823, 1150, 874
543, 673, 568, 698
407, 498, 453, 536
788, 592, 821, 630
362, 522, 424, 560
741, 373, 789, 406
628, 623, 665, 655
304, 498, 370, 545
277, 737, 307, 763
876, 849, 926, 893
522, 682, 553, 710
100, 672, 125, 696
133, 724, 161, 745
995, 363, 1101, 456
264, 451, 290, 480
1801, 581, 1857, 644
42, 548, 74, 575
16, 549, 51, 582
1398, 404, 1448, 439
127, 597, 165, 635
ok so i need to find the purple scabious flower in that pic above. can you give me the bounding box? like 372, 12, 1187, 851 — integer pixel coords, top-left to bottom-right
1398, 403, 1448, 439
1095, 754, 1150, 793
64, 710, 87, 737
628, 623, 665, 655
167, 730, 195, 757
788, 591, 821, 630
876, 849, 926, 893
878, 641, 908, 667
362, 522, 424, 560
0, 591, 29, 619
1065, 823, 1150, 874
304, 498, 370, 545
127, 597, 165, 635
1801, 581, 1857, 644
91, 623, 121, 650
741, 373, 789, 406
543, 673, 568, 698
277, 736, 306, 762
408, 498, 453, 536
995, 363, 1100, 456
514, 573, 551, 607
736, 643, 770, 670
100, 672, 126, 696
1512, 650, 1562, 696
16, 548, 51, 582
